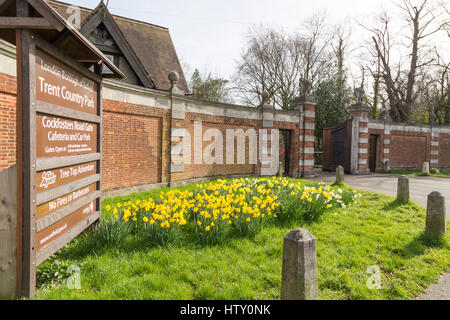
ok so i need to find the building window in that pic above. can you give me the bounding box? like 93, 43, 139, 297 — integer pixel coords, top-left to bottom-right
102, 54, 116, 74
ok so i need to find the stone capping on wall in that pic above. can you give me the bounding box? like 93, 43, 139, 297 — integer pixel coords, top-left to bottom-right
368, 120, 450, 133
0, 39, 15, 59
0, 40, 17, 77
171, 91, 301, 123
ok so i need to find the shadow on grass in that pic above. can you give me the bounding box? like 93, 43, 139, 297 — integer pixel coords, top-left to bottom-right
330, 182, 346, 188
393, 232, 447, 258
382, 199, 404, 211
52, 224, 267, 263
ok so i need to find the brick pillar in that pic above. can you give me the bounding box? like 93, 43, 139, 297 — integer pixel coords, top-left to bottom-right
349, 102, 371, 174
430, 128, 440, 168
294, 95, 316, 178
168, 71, 187, 185
382, 125, 391, 170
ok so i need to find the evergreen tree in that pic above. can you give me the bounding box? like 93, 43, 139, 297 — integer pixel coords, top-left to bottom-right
190, 69, 231, 103
314, 75, 353, 153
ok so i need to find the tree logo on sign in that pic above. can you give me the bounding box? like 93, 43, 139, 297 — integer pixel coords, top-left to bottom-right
40, 171, 56, 189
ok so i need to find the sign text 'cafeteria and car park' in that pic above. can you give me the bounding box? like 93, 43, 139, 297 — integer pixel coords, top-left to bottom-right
36, 114, 98, 158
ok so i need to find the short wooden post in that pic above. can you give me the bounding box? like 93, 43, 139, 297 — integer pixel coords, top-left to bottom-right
397, 176, 409, 204
281, 228, 318, 300
0, 166, 17, 299
426, 192, 447, 238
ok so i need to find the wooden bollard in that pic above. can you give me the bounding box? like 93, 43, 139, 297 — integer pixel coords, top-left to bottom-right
426, 192, 447, 238
281, 228, 318, 300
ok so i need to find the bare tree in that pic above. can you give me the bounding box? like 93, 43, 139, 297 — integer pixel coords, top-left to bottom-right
232, 26, 281, 107
232, 12, 333, 109
413, 49, 450, 124
362, 0, 449, 122
299, 12, 334, 85
331, 23, 353, 87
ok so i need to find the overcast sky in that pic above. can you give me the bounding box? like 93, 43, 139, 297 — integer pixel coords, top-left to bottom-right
64, 0, 448, 85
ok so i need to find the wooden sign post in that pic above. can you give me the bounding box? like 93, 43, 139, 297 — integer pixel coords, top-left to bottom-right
0, 0, 124, 298
18, 32, 103, 298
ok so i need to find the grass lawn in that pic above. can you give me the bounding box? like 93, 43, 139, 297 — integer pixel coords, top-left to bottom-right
384, 169, 450, 177
35, 178, 450, 300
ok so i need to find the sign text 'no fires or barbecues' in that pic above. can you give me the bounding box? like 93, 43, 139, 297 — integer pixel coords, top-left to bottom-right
36, 183, 97, 220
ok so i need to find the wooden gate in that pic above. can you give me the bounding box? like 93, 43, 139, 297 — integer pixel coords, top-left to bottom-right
279, 130, 292, 176
323, 120, 352, 173
369, 134, 378, 172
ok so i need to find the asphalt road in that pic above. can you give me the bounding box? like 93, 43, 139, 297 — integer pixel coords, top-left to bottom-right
312, 172, 449, 220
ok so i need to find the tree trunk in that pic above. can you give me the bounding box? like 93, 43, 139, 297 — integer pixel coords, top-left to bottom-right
404, 9, 420, 123
446, 89, 450, 125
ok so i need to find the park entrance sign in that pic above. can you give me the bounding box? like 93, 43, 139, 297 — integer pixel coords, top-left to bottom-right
0, 0, 124, 298
34, 48, 101, 265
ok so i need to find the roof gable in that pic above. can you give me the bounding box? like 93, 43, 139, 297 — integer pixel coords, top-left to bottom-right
0, 0, 124, 79
79, 3, 154, 88
47, 0, 189, 92
114, 18, 188, 92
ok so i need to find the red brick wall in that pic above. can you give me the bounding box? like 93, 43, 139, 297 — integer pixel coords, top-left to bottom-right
0, 72, 16, 170
180, 116, 259, 181
102, 110, 163, 190
390, 134, 427, 168
366, 125, 450, 170
102, 99, 169, 190
170, 114, 302, 182
441, 138, 450, 168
